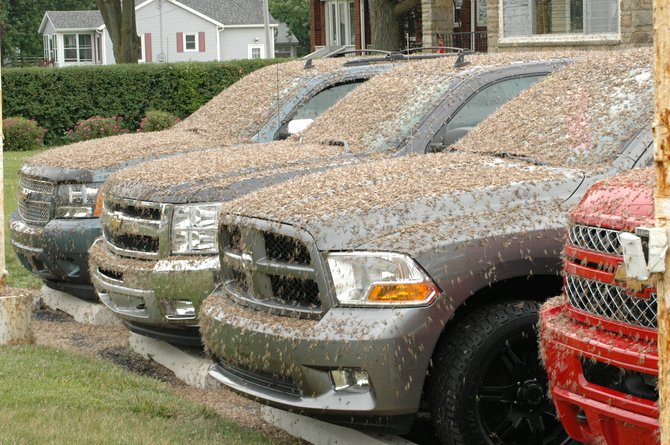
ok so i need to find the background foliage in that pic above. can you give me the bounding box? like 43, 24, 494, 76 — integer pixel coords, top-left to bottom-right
269, 0, 310, 56
2, 59, 278, 145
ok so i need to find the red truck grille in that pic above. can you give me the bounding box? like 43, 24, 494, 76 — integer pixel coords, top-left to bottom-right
565, 273, 657, 330
568, 224, 621, 255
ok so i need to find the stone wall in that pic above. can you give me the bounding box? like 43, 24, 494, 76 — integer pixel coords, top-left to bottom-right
422, 0, 453, 46
487, 0, 652, 52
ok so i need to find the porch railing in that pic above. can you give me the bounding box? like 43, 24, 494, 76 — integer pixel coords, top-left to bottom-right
434, 31, 488, 53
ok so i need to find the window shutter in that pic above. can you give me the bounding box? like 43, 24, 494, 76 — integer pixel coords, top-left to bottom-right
177, 32, 184, 52
198, 32, 206, 52
145, 33, 152, 62
502, 0, 532, 37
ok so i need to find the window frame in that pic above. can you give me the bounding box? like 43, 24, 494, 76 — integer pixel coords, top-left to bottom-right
247, 43, 265, 59
183, 33, 198, 52
498, 0, 621, 45
62, 33, 93, 63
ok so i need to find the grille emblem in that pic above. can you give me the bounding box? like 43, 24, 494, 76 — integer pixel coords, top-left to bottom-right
240, 252, 253, 271
19, 189, 31, 202
109, 215, 123, 231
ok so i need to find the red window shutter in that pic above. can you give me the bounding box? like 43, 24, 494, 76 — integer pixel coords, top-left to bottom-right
144, 33, 152, 62
198, 32, 206, 52
176, 32, 184, 52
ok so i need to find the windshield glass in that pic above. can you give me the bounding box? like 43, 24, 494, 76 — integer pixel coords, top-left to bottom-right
176, 59, 365, 144
455, 48, 653, 171
301, 52, 579, 153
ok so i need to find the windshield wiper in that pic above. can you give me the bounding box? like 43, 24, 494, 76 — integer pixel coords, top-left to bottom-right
491, 152, 546, 166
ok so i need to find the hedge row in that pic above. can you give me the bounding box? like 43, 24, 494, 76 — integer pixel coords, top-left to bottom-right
2, 59, 280, 145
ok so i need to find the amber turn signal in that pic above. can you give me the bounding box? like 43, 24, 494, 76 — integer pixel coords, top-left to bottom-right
93, 186, 105, 217
367, 281, 439, 303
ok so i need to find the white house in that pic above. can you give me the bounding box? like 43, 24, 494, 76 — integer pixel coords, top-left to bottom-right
38, 0, 280, 67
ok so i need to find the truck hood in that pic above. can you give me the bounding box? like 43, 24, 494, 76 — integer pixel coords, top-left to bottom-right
569, 167, 654, 231
224, 151, 585, 254
22, 128, 216, 183
104, 140, 378, 203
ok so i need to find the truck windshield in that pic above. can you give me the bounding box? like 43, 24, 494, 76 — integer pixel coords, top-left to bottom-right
455, 48, 653, 172
301, 52, 572, 154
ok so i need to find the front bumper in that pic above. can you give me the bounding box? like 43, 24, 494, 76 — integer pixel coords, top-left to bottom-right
540, 304, 658, 445
9, 211, 99, 300
200, 287, 448, 434
89, 239, 217, 345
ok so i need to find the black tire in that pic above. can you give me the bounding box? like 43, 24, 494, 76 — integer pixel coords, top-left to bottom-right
427, 300, 569, 445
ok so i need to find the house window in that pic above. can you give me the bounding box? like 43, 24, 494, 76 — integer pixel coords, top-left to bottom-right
248, 44, 264, 59
184, 33, 198, 51
325, 0, 355, 46
454, 4, 462, 25
502, 0, 618, 38
63, 33, 93, 62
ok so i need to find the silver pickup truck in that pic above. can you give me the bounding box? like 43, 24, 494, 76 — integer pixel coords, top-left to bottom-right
10, 58, 390, 301
200, 48, 654, 444
89, 52, 570, 345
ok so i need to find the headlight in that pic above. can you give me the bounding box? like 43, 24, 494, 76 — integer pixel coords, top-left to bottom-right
171, 204, 222, 255
55, 183, 102, 218
326, 252, 439, 306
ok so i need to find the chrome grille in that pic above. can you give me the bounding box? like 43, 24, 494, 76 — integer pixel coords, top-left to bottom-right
17, 175, 55, 225
568, 224, 621, 255
566, 273, 657, 330
102, 196, 162, 259
220, 224, 322, 316
19, 176, 55, 194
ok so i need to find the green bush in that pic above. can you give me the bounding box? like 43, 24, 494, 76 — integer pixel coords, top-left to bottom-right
2, 117, 47, 151
1, 59, 279, 145
139, 110, 181, 132
65, 115, 129, 142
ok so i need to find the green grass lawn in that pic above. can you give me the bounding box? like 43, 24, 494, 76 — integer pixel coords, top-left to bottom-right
4, 149, 44, 289
0, 346, 281, 444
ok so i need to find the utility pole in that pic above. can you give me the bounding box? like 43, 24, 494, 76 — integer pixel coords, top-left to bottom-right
262, 0, 272, 59
654, 0, 670, 439
0, 25, 33, 345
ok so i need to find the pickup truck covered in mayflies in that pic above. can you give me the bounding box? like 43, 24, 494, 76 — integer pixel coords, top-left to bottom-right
200, 48, 654, 445
89, 52, 571, 345
540, 167, 659, 445
11, 58, 392, 300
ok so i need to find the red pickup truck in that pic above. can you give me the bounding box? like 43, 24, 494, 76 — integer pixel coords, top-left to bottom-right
540, 167, 659, 445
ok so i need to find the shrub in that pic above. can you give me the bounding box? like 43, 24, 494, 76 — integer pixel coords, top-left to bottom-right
139, 110, 181, 132
1, 59, 280, 145
2, 117, 47, 151
65, 115, 129, 143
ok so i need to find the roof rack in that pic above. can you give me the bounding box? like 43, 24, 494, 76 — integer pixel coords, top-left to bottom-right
341, 46, 474, 68
328, 49, 393, 57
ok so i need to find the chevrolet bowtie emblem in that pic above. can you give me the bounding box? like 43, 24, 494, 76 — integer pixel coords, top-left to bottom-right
19, 189, 30, 201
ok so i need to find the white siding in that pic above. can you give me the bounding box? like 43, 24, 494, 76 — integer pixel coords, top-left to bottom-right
220, 27, 275, 60
104, 30, 116, 65
42, 20, 56, 35
135, 0, 218, 62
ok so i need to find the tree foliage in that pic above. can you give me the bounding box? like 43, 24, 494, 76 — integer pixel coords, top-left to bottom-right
0, 0, 97, 65
269, 0, 310, 55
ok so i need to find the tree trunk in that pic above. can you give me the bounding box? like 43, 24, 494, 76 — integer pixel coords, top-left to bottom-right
96, 0, 140, 63
655, 0, 670, 439
369, 0, 401, 51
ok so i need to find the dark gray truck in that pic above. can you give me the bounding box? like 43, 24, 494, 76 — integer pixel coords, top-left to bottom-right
200, 48, 654, 444
89, 53, 570, 345
10, 58, 392, 300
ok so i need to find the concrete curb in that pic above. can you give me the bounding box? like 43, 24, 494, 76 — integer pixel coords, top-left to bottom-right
128, 332, 219, 389
261, 406, 418, 445
40, 286, 122, 326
